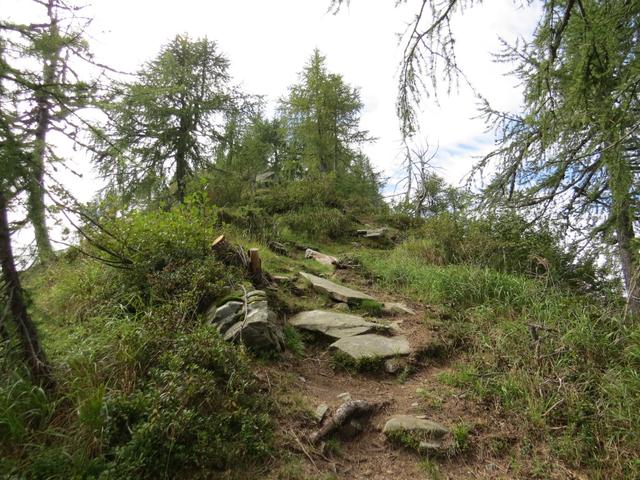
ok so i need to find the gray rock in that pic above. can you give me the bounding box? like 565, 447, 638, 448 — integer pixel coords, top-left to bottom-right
247, 290, 266, 301
247, 300, 268, 312
331, 302, 351, 312
223, 310, 284, 352
384, 357, 407, 374
289, 310, 388, 339
382, 302, 417, 316
337, 392, 352, 402
330, 334, 412, 361
305, 248, 338, 266
207, 301, 243, 324
357, 228, 388, 239
314, 404, 329, 423
299, 272, 375, 304
216, 311, 244, 335
383, 415, 449, 452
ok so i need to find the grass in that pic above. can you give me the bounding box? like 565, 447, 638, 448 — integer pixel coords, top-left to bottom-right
329, 351, 384, 372
2, 208, 276, 479
419, 458, 443, 479
283, 325, 305, 356
356, 247, 640, 478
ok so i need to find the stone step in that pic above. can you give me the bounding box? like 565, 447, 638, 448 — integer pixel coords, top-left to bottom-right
299, 271, 376, 304
289, 310, 389, 339
330, 333, 412, 361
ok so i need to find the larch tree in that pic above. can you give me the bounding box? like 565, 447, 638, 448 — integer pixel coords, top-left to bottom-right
333, 0, 640, 318
0, 46, 55, 389
1, 0, 95, 262
95, 35, 234, 204
280, 49, 370, 175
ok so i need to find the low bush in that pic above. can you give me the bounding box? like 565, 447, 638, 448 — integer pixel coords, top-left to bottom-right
275, 206, 353, 241
401, 212, 612, 293
3, 206, 274, 478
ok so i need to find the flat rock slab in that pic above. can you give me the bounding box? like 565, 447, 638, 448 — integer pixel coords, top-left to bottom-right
382, 302, 416, 316
383, 415, 450, 453
383, 415, 449, 439
289, 310, 388, 339
299, 272, 375, 304
330, 334, 411, 360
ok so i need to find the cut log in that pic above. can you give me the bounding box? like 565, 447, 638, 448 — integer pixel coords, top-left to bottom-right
211, 234, 249, 268
248, 248, 269, 287
308, 399, 383, 444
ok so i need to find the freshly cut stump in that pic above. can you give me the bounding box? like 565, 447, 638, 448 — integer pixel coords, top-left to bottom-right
330, 334, 412, 361
299, 272, 375, 304
289, 310, 388, 339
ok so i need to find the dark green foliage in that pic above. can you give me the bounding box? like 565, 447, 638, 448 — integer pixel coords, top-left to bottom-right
101, 328, 272, 478
2, 206, 273, 478
95, 35, 235, 204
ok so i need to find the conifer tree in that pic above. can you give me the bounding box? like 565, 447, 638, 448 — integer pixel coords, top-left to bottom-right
95, 35, 234, 204
1, 0, 95, 261
280, 49, 370, 175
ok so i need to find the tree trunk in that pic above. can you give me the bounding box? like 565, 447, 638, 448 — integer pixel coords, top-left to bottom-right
27, 0, 61, 262
605, 142, 639, 320
27, 162, 53, 261
616, 205, 639, 319
175, 147, 187, 204
0, 190, 55, 390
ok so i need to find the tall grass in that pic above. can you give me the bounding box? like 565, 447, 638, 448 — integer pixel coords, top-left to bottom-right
357, 247, 640, 478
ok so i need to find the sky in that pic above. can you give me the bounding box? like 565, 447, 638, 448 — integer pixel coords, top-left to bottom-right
3, 0, 540, 215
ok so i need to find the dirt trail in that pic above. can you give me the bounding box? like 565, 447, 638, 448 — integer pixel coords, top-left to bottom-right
262, 264, 571, 480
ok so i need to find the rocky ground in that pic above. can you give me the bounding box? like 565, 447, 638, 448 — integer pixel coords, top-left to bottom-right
210, 247, 585, 480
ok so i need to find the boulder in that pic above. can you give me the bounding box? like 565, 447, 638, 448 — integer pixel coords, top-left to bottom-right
207, 300, 243, 324
289, 310, 389, 339
299, 272, 375, 304
330, 334, 411, 361
383, 415, 450, 453
209, 290, 284, 353
305, 248, 338, 266
223, 309, 284, 352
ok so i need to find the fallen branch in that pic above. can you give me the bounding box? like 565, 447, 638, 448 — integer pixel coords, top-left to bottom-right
308, 400, 386, 444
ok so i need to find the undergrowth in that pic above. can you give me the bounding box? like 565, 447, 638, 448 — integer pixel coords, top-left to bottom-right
1, 205, 274, 478
356, 247, 640, 479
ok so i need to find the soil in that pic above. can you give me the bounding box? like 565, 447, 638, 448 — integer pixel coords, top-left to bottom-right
258, 262, 586, 480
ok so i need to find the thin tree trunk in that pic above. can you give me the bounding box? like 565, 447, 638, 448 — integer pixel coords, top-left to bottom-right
175, 147, 187, 204
616, 204, 639, 319
605, 141, 639, 320
0, 190, 55, 390
174, 105, 189, 203
27, 0, 61, 262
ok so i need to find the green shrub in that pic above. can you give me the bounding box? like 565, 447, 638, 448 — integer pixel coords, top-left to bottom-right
276, 206, 353, 241
6, 206, 274, 478
404, 212, 612, 293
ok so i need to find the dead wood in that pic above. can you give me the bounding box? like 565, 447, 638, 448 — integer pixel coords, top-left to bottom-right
308, 399, 385, 444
